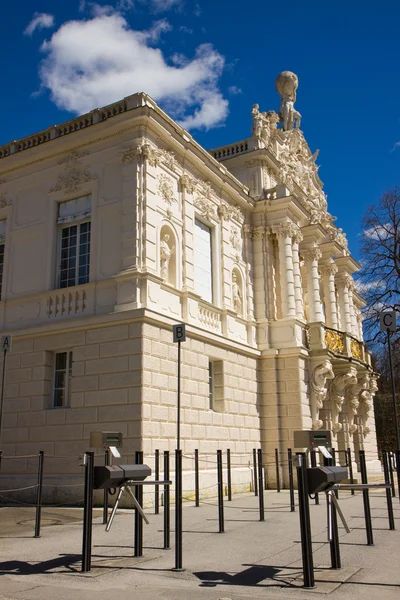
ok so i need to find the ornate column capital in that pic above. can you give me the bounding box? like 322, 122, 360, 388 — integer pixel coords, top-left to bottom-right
320, 261, 338, 278
336, 274, 353, 290
302, 247, 322, 263
179, 173, 196, 194
271, 220, 301, 241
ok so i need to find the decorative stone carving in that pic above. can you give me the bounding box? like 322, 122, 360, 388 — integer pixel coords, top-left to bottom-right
232, 270, 242, 315
251, 105, 279, 147
310, 360, 334, 430
157, 149, 179, 172
302, 247, 322, 263
360, 375, 378, 436
120, 145, 140, 164
218, 201, 245, 224
49, 151, 95, 195
158, 174, 175, 206
139, 143, 159, 167
345, 373, 369, 434
0, 180, 10, 208
272, 220, 301, 241
179, 174, 196, 194
328, 226, 349, 251
276, 71, 301, 131
336, 274, 353, 290
194, 195, 215, 221
230, 227, 242, 253
160, 233, 175, 283
329, 367, 358, 434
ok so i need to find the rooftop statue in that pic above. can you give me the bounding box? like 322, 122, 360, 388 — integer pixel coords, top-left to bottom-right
275, 71, 301, 131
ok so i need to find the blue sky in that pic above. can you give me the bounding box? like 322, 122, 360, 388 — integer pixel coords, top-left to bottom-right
1, 0, 399, 261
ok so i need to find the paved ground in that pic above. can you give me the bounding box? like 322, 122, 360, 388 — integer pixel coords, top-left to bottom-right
0, 488, 399, 600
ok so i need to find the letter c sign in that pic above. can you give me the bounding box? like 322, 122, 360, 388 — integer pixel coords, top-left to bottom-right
380, 311, 397, 332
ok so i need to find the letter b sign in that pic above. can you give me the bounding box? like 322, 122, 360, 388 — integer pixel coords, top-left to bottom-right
173, 323, 186, 343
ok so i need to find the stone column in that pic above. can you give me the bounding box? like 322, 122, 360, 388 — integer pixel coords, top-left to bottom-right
303, 247, 323, 322
336, 275, 353, 333
320, 261, 338, 329
274, 223, 296, 318
347, 281, 358, 337
292, 229, 304, 319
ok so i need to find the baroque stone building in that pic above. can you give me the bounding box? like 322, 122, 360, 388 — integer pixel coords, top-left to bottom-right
0, 72, 380, 495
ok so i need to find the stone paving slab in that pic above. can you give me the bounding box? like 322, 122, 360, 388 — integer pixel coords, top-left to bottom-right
0, 490, 399, 599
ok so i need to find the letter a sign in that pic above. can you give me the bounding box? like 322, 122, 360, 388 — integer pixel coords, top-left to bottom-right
1, 335, 12, 353
380, 311, 397, 333
173, 323, 186, 343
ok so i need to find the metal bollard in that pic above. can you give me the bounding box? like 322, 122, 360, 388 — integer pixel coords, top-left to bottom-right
227, 449, 232, 501
155, 449, 160, 515
173, 449, 184, 570
310, 451, 319, 505
103, 448, 109, 525
296, 453, 315, 588
383, 452, 395, 530
275, 448, 281, 493
347, 448, 355, 496
323, 454, 340, 569
134, 451, 144, 557
359, 450, 374, 545
34, 451, 44, 538
253, 449, 258, 496
257, 449, 264, 521
396, 451, 400, 501
194, 449, 199, 507
388, 452, 396, 498
164, 451, 170, 550
82, 451, 94, 572
217, 450, 224, 533
288, 448, 295, 512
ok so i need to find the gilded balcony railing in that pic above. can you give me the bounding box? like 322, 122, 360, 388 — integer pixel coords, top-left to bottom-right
324, 327, 345, 354
350, 337, 363, 360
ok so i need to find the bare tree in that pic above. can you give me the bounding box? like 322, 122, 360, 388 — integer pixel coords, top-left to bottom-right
358, 187, 400, 347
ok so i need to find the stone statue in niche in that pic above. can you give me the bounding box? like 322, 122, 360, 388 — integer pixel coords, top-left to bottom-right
160, 233, 175, 283
232, 272, 242, 315
275, 71, 301, 131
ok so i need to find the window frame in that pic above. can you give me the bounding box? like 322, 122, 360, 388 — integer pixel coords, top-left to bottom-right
56, 217, 91, 289
208, 360, 215, 411
52, 350, 73, 408
194, 217, 214, 304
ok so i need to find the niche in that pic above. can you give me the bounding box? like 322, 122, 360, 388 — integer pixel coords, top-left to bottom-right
160, 225, 177, 287
231, 268, 243, 316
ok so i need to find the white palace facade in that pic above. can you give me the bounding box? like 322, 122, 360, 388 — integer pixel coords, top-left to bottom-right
0, 72, 380, 493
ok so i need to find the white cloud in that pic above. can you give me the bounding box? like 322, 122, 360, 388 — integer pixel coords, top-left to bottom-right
147, 0, 183, 12
363, 223, 393, 240
24, 12, 55, 36
228, 85, 242, 95
38, 13, 228, 130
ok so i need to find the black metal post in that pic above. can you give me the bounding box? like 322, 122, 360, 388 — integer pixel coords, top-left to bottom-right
396, 450, 400, 501
257, 448, 264, 521
227, 449, 232, 501
288, 448, 295, 512
173, 448, 184, 570
194, 448, 199, 507
296, 453, 315, 588
383, 452, 395, 531
359, 450, 374, 545
134, 451, 144, 557
388, 452, 395, 497
177, 341, 181, 452
310, 451, 319, 505
0, 348, 8, 449
82, 451, 94, 572
275, 448, 281, 493
102, 448, 109, 525
217, 450, 224, 533
34, 451, 44, 538
387, 329, 400, 455
323, 454, 340, 568
253, 448, 258, 496
155, 449, 160, 514
347, 448, 355, 496
164, 450, 170, 550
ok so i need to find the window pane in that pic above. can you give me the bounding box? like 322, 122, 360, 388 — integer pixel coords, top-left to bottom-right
59, 225, 78, 288
53, 351, 72, 408
78, 221, 91, 284
194, 219, 212, 303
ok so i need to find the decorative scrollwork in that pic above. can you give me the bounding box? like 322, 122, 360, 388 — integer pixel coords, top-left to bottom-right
325, 328, 345, 354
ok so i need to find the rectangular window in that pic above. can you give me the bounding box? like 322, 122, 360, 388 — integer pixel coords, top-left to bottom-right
0, 220, 6, 300
209, 361, 215, 410
57, 196, 91, 289
194, 218, 213, 303
209, 360, 224, 412
53, 351, 73, 408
